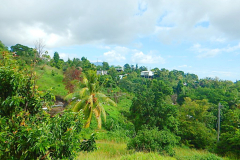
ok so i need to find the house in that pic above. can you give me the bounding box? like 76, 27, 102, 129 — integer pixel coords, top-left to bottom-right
115, 65, 124, 72
97, 70, 108, 75
141, 71, 154, 78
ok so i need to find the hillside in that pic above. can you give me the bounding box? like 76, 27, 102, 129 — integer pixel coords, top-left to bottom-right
35, 65, 68, 97
1, 41, 239, 159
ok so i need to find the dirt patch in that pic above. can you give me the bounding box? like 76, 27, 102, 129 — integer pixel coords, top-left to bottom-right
48, 107, 64, 117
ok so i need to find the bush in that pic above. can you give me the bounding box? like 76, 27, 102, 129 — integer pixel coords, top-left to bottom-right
178, 121, 215, 149
216, 129, 240, 159
127, 127, 179, 156
80, 133, 97, 152
0, 110, 85, 159
0, 52, 54, 118
0, 51, 96, 159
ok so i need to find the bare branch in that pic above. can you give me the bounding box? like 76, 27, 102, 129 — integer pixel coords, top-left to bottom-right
34, 39, 46, 58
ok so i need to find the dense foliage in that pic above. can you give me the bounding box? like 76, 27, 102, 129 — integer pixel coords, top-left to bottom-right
63, 66, 82, 93
127, 127, 179, 156
0, 110, 85, 159
1, 40, 240, 159
0, 49, 96, 159
65, 70, 116, 128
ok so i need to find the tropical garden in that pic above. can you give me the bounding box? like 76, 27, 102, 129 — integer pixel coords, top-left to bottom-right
0, 40, 240, 159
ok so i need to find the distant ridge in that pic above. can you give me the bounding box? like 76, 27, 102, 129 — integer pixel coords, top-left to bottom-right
92, 62, 103, 66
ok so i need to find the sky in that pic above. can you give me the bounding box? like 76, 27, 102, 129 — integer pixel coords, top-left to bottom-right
1, 0, 240, 81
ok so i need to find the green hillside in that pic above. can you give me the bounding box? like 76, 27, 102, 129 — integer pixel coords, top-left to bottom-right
1, 41, 239, 159
35, 65, 68, 97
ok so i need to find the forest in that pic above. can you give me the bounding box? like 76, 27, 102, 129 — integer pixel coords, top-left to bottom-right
0, 40, 240, 159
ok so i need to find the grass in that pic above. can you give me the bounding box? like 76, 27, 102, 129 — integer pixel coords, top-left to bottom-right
77, 140, 174, 160
76, 140, 230, 160
174, 147, 228, 160
35, 65, 68, 97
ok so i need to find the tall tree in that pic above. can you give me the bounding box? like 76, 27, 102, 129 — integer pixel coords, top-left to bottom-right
63, 66, 82, 93
53, 52, 60, 64
81, 57, 94, 72
65, 70, 116, 128
10, 44, 37, 65
124, 63, 131, 73
130, 79, 178, 133
10, 44, 35, 57
102, 62, 109, 70
178, 97, 216, 149
139, 66, 147, 71
34, 39, 45, 58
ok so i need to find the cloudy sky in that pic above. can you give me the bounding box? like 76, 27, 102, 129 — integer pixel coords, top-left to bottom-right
1, 0, 240, 81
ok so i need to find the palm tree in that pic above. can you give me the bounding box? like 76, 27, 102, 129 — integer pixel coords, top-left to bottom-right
65, 70, 116, 128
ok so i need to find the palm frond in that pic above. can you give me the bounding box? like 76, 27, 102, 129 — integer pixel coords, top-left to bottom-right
78, 87, 89, 98
98, 103, 106, 122
93, 107, 102, 129
64, 92, 74, 101
95, 92, 117, 106
65, 91, 81, 101
81, 73, 88, 85
72, 99, 87, 112
88, 95, 94, 107
84, 107, 92, 128
93, 108, 100, 119
97, 115, 102, 129
105, 97, 117, 107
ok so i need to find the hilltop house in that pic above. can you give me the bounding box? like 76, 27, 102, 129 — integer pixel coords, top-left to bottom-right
141, 71, 154, 78
115, 65, 124, 72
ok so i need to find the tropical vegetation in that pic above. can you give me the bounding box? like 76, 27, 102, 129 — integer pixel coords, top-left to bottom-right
0, 40, 240, 159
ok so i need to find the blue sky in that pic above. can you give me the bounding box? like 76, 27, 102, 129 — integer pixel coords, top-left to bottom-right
1, 0, 240, 81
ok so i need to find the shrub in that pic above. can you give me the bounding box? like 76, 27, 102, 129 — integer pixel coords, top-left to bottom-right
178, 121, 215, 149
127, 127, 179, 156
0, 110, 85, 159
0, 52, 54, 118
0, 51, 96, 159
80, 133, 97, 152
216, 129, 240, 159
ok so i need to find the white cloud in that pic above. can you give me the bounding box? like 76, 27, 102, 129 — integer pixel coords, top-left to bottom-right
133, 42, 143, 48
178, 65, 192, 68
211, 37, 225, 43
211, 71, 233, 77
131, 51, 165, 64
191, 43, 221, 58
59, 53, 68, 61
103, 50, 126, 62
197, 49, 221, 58
102, 46, 165, 65
97, 45, 111, 50
2, 0, 240, 54
224, 43, 240, 52
191, 43, 240, 58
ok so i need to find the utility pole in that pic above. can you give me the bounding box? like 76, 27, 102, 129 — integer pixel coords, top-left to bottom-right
217, 103, 223, 142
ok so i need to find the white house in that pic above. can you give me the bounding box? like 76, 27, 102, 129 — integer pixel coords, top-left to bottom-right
115, 66, 124, 72
97, 70, 108, 75
141, 71, 154, 78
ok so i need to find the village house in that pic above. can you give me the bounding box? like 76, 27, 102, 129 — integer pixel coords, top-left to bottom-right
141, 71, 154, 78
115, 65, 124, 72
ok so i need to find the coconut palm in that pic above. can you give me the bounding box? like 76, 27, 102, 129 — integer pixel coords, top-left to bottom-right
65, 70, 116, 128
